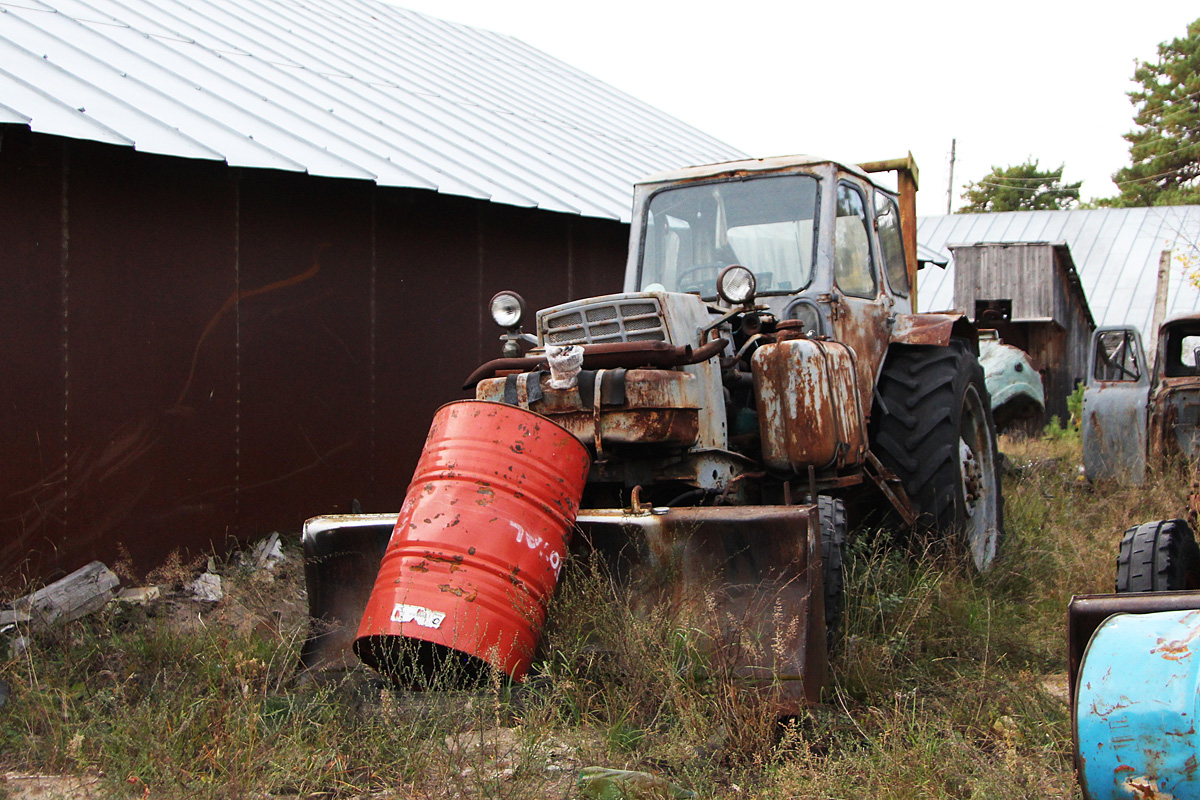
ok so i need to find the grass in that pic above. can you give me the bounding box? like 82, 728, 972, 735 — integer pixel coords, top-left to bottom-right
1, 432, 1193, 799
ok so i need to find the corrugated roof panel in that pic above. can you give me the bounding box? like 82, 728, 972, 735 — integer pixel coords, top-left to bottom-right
0, 99, 31, 124
1, 0, 746, 221
918, 206, 1200, 343
0, 66, 132, 144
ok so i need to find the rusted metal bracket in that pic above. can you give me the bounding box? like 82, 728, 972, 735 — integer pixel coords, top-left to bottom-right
863, 450, 919, 527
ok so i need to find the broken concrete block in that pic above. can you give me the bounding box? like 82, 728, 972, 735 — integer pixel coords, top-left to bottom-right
250, 532, 285, 571
113, 586, 161, 605
187, 572, 223, 603
13, 561, 120, 627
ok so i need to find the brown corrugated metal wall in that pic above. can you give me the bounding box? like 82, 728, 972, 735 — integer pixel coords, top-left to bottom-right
0, 129, 628, 583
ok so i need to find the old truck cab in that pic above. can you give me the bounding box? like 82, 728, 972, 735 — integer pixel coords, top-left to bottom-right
1083, 314, 1200, 484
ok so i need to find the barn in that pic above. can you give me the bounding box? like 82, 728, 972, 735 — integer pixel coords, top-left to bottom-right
0, 0, 744, 582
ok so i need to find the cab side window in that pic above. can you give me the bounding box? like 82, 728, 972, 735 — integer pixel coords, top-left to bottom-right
875, 192, 909, 296
835, 183, 877, 299
1093, 330, 1142, 382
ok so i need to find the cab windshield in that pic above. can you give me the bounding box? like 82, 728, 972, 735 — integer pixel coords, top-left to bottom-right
638, 174, 819, 299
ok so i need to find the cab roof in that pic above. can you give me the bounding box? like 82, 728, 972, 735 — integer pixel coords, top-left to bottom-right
636, 154, 876, 188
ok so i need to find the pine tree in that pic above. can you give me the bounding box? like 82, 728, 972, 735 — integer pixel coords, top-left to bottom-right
958, 160, 1081, 213
1107, 18, 1200, 207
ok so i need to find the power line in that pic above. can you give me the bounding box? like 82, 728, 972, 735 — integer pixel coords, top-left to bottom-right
971, 181, 1078, 194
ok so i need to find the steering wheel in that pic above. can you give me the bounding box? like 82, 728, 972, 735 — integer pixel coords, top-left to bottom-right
675, 263, 726, 295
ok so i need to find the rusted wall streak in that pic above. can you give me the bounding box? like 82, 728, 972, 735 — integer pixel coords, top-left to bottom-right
0, 129, 628, 584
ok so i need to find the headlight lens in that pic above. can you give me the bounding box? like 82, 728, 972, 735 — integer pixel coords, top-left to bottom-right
785, 301, 822, 337
717, 265, 756, 306
490, 291, 526, 329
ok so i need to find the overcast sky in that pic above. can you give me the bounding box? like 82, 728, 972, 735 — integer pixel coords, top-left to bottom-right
386, 1, 1198, 217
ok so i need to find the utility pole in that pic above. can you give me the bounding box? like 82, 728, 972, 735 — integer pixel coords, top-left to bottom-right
946, 138, 956, 215
1150, 248, 1172, 365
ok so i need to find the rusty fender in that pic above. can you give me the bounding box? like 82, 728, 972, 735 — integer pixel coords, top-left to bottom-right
463, 338, 728, 389
889, 313, 978, 352
576, 504, 827, 712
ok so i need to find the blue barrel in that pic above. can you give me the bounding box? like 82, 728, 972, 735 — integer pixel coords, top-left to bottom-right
1076, 608, 1200, 799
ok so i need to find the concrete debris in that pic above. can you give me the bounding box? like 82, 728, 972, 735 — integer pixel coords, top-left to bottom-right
11, 561, 120, 628
9, 634, 29, 660
0, 609, 32, 632
113, 586, 161, 605
187, 572, 224, 603
249, 532, 285, 571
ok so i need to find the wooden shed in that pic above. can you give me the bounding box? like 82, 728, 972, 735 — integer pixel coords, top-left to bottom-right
949, 241, 1096, 426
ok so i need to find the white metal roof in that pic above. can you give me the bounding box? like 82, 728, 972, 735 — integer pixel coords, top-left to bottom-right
917, 206, 1200, 342
0, 0, 746, 222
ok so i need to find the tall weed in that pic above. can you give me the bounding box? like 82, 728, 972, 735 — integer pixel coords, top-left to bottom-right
1, 434, 1186, 798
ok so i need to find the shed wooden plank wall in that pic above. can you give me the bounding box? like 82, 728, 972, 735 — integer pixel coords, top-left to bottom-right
951, 242, 1095, 426
954, 245, 1063, 324
0, 129, 628, 584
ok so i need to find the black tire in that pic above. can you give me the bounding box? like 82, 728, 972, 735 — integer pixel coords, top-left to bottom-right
1116, 519, 1200, 593
818, 496, 847, 651
870, 341, 1003, 571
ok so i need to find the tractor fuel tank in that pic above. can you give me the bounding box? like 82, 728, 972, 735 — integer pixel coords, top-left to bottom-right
752, 338, 867, 472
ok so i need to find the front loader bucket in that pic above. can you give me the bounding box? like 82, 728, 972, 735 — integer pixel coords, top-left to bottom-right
298, 514, 396, 677
577, 505, 826, 712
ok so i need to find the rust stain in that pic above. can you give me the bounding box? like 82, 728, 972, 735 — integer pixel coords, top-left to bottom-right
424, 551, 465, 566
436, 584, 476, 601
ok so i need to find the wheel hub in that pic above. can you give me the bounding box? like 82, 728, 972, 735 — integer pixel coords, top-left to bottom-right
960, 438, 982, 516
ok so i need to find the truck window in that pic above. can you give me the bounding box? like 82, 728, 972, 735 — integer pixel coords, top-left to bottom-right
835, 183, 877, 299
1162, 326, 1200, 377
639, 175, 818, 299
1094, 330, 1142, 382
874, 192, 909, 296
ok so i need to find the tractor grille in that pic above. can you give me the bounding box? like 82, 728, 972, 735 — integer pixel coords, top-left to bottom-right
541, 298, 667, 346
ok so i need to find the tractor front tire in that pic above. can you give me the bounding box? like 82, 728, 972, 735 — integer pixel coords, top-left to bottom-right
870, 342, 1003, 571
1116, 519, 1200, 593
818, 495, 846, 651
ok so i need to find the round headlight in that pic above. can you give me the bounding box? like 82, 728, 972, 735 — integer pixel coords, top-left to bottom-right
489, 291, 526, 329
717, 265, 756, 306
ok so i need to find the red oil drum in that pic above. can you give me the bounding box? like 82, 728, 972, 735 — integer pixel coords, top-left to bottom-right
354, 400, 590, 684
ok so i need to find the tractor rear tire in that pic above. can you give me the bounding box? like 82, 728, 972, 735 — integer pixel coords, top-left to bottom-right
818, 496, 846, 651
870, 341, 1003, 571
1116, 519, 1200, 593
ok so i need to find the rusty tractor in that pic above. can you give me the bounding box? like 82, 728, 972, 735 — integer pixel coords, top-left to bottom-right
301, 154, 1004, 710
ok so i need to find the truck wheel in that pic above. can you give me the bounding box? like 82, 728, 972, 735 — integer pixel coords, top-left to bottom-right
1116, 519, 1200, 593
870, 342, 1003, 571
818, 496, 846, 651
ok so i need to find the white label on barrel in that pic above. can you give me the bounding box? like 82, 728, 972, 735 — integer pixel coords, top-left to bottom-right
391, 603, 446, 629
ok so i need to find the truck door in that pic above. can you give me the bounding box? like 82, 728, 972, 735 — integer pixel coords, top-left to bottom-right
1082, 326, 1150, 484
829, 180, 890, 414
